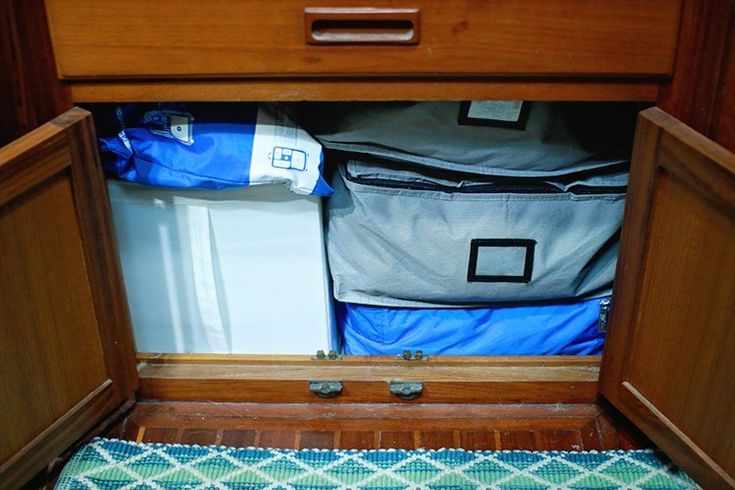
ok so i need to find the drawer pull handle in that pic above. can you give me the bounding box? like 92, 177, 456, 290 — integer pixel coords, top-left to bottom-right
305, 7, 420, 45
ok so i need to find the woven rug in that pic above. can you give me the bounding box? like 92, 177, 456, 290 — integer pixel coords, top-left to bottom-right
55, 437, 699, 489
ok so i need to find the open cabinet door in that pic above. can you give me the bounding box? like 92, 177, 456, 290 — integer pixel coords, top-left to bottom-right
600, 107, 735, 489
0, 108, 137, 489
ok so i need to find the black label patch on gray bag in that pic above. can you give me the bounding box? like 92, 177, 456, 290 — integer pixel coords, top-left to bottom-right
467, 239, 536, 283
458, 101, 530, 130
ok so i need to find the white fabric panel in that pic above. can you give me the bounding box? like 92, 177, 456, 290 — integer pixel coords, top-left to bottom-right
107, 180, 336, 354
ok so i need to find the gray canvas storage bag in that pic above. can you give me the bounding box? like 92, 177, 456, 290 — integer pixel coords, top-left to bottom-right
327, 159, 627, 307
306, 101, 636, 178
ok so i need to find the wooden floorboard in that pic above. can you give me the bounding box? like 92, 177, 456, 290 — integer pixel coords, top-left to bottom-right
27, 400, 653, 489
102, 400, 652, 452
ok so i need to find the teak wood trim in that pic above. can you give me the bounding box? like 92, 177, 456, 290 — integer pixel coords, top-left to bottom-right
621, 383, 735, 489
657, 0, 735, 138
0, 0, 73, 146
0, 108, 138, 489
137, 353, 601, 367
44, 0, 680, 79
138, 358, 599, 404
64, 109, 139, 402
128, 400, 604, 422
0, 380, 116, 490
68, 79, 661, 103
600, 109, 672, 399
113, 400, 652, 452
0, 119, 70, 206
1, 107, 139, 402
600, 107, 735, 490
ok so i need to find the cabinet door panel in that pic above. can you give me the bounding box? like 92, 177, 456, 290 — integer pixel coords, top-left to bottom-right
0, 108, 137, 489
601, 107, 735, 489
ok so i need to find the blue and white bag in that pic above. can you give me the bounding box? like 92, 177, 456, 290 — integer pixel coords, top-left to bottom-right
97, 103, 332, 196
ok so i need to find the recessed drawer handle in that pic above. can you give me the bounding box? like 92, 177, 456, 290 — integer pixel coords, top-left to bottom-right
305, 7, 420, 45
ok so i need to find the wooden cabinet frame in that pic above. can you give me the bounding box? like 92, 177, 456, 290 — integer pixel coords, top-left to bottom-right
2, 0, 734, 488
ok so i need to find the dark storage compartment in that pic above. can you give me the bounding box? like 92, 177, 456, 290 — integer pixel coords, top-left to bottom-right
302, 101, 641, 356
90, 100, 641, 357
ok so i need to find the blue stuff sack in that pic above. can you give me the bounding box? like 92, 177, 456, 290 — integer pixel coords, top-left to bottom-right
97, 103, 332, 196
339, 297, 608, 356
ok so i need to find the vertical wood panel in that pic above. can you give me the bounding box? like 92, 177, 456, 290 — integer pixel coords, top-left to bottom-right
0, 174, 108, 462
64, 110, 138, 401
626, 171, 735, 475
600, 108, 735, 489
711, 16, 735, 153
0, 109, 137, 489
0, 0, 72, 146
657, 0, 735, 135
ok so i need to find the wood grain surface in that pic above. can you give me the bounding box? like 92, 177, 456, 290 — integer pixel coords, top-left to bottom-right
0, 109, 136, 490
600, 108, 735, 489
68, 78, 661, 103
0, 0, 72, 146
45, 0, 681, 79
107, 401, 652, 452
138, 359, 599, 404
657, 0, 735, 139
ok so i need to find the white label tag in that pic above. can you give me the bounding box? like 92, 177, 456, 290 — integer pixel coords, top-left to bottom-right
467, 101, 524, 122
249, 104, 324, 195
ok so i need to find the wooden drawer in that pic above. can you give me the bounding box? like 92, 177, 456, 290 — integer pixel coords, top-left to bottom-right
45, 0, 681, 80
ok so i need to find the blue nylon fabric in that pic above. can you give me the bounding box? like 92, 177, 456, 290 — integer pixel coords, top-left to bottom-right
99, 103, 257, 189
311, 152, 334, 197
339, 298, 607, 355
96, 103, 332, 195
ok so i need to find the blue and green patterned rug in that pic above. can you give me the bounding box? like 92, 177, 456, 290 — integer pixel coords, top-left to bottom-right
55, 438, 699, 489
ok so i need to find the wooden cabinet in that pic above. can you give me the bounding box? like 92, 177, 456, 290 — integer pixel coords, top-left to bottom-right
45, 0, 680, 79
2, 0, 734, 488
600, 108, 735, 489
0, 109, 137, 489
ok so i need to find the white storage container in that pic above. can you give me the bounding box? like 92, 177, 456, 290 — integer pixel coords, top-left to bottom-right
107, 180, 336, 354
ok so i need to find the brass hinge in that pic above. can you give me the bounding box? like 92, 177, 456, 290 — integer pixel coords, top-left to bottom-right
308, 380, 344, 398
389, 380, 424, 400
398, 349, 427, 361
311, 349, 341, 361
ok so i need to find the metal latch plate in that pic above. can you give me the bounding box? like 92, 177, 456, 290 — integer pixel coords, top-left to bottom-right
389, 380, 424, 400
309, 380, 343, 398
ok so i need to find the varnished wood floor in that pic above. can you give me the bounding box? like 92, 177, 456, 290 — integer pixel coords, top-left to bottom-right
29, 400, 651, 488
104, 400, 651, 451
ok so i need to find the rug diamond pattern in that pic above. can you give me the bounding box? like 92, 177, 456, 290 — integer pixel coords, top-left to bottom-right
55, 438, 700, 489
